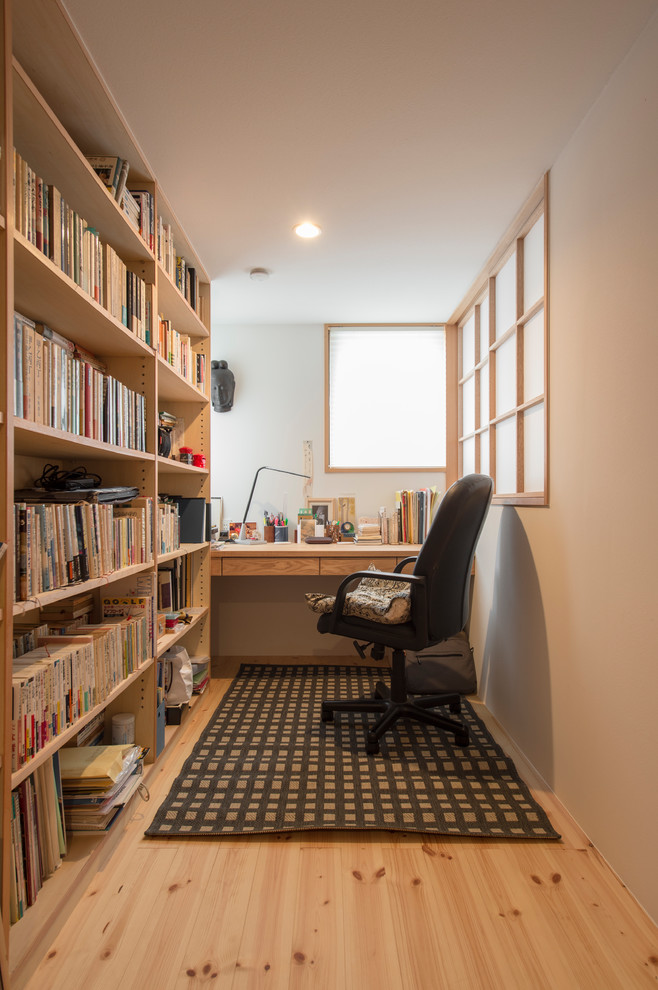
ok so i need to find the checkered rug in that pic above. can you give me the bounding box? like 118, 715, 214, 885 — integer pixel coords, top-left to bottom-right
145, 664, 559, 839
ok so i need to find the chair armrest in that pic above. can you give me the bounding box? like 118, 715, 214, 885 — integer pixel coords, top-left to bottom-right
394, 556, 417, 572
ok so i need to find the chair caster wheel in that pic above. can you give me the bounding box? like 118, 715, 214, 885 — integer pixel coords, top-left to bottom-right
449, 700, 461, 714
366, 735, 380, 755
321, 707, 333, 723
455, 732, 469, 747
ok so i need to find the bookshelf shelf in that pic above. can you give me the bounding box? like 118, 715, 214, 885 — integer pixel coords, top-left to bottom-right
2, 2, 211, 977
11, 560, 155, 616
156, 606, 209, 655
158, 543, 209, 564
157, 264, 209, 338
157, 455, 209, 477
157, 354, 208, 404
14, 234, 154, 358
10, 658, 155, 790
14, 419, 156, 462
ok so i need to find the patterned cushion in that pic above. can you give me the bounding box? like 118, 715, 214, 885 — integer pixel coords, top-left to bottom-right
305, 564, 411, 624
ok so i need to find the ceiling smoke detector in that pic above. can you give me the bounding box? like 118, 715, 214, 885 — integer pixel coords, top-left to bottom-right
249, 268, 270, 281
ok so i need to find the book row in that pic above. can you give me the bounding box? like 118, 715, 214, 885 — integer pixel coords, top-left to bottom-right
13, 497, 155, 602
14, 313, 148, 449
157, 217, 202, 317
14, 150, 151, 340
158, 553, 192, 612
11, 606, 150, 772
85, 155, 155, 254
10, 756, 65, 922
158, 316, 206, 390
394, 487, 441, 544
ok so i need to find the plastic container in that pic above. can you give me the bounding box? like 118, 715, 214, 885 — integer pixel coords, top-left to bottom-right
111, 712, 135, 744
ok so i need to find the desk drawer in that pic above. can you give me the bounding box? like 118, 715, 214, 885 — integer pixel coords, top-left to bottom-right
222, 558, 319, 576
320, 556, 398, 575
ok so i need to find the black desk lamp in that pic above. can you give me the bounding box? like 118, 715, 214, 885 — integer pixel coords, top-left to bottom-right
237, 466, 311, 543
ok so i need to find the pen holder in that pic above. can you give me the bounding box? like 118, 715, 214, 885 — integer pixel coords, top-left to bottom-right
274, 525, 288, 542
264, 525, 275, 543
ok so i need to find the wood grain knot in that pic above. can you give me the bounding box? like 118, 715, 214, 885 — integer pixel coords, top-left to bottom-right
352, 870, 363, 881
531, 875, 543, 885
374, 867, 386, 879
551, 873, 561, 884
293, 952, 306, 963
422, 844, 437, 857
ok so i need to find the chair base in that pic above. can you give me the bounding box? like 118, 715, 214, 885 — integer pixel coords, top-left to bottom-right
321, 665, 470, 755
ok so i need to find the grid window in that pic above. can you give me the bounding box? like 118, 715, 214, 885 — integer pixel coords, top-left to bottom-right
456, 177, 548, 505
326, 324, 446, 470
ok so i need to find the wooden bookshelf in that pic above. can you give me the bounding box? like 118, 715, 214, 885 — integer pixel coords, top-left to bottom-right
1, 1, 212, 983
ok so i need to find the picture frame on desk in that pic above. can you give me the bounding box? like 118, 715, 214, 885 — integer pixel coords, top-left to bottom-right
306, 497, 335, 530
337, 494, 356, 527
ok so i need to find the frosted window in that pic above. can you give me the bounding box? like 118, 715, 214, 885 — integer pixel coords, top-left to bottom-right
495, 335, 516, 416
496, 416, 517, 494
524, 403, 544, 492
462, 313, 475, 374
495, 253, 516, 338
523, 309, 544, 402
462, 375, 475, 436
328, 326, 446, 468
479, 362, 489, 429
480, 429, 490, 475
479, 295, 490, 357
524, 215, 544, 313
462, 436, 475, 476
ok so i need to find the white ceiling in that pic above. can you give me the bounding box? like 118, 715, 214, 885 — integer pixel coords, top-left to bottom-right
61, 0, 657, 326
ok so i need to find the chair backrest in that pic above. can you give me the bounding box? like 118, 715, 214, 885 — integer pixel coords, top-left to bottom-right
413, 474, 493, 643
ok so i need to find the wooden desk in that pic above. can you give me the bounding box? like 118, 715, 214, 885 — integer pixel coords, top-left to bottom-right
211, 541, 422, 577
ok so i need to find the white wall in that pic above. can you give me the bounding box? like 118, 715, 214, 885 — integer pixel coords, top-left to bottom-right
470, 11, 658, 922
210, 323, 446, 526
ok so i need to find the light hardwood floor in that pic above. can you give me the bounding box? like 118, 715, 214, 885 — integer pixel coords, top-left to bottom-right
19, 659, 658, 990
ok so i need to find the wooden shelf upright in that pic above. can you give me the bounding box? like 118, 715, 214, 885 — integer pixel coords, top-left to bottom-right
0, 2, 212, 985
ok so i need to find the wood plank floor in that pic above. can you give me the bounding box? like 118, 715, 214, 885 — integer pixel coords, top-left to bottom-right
19, 659, 658, 990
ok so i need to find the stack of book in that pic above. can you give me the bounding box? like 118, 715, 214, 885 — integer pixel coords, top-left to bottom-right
354, 517, 382, 544
59, 744, 145, 834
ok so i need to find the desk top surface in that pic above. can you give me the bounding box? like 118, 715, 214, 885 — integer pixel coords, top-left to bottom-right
212, 541, 421, 558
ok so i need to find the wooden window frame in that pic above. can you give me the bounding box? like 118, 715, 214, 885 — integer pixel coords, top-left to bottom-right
449, 174, 549, 506
324, 323, 448, 473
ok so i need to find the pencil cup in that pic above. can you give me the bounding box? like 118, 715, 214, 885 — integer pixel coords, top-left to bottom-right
264, 525, 275, 543
274, 525, 288, 542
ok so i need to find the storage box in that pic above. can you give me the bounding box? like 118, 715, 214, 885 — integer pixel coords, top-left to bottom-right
171, 497, 207, 543
165, 702, 188, 725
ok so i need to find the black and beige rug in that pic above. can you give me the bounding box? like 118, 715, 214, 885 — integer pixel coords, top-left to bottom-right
145, 664, 559, 840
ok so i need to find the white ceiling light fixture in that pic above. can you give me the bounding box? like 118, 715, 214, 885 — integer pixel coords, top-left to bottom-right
249, 268, 270, 281
293, 221, 322, 239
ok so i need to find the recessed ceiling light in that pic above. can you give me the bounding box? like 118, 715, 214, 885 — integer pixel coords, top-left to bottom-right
293, 221, 322, 239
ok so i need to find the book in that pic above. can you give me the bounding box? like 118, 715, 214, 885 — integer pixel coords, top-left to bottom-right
85, 155, 123, 196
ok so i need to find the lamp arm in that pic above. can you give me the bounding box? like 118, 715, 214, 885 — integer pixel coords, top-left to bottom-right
239, 466, 312, 541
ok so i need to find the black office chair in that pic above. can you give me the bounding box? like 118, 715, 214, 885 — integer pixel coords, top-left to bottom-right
315, 474, 493, 754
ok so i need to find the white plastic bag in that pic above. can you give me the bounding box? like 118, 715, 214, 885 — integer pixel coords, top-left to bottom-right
163, 645, 193, 706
